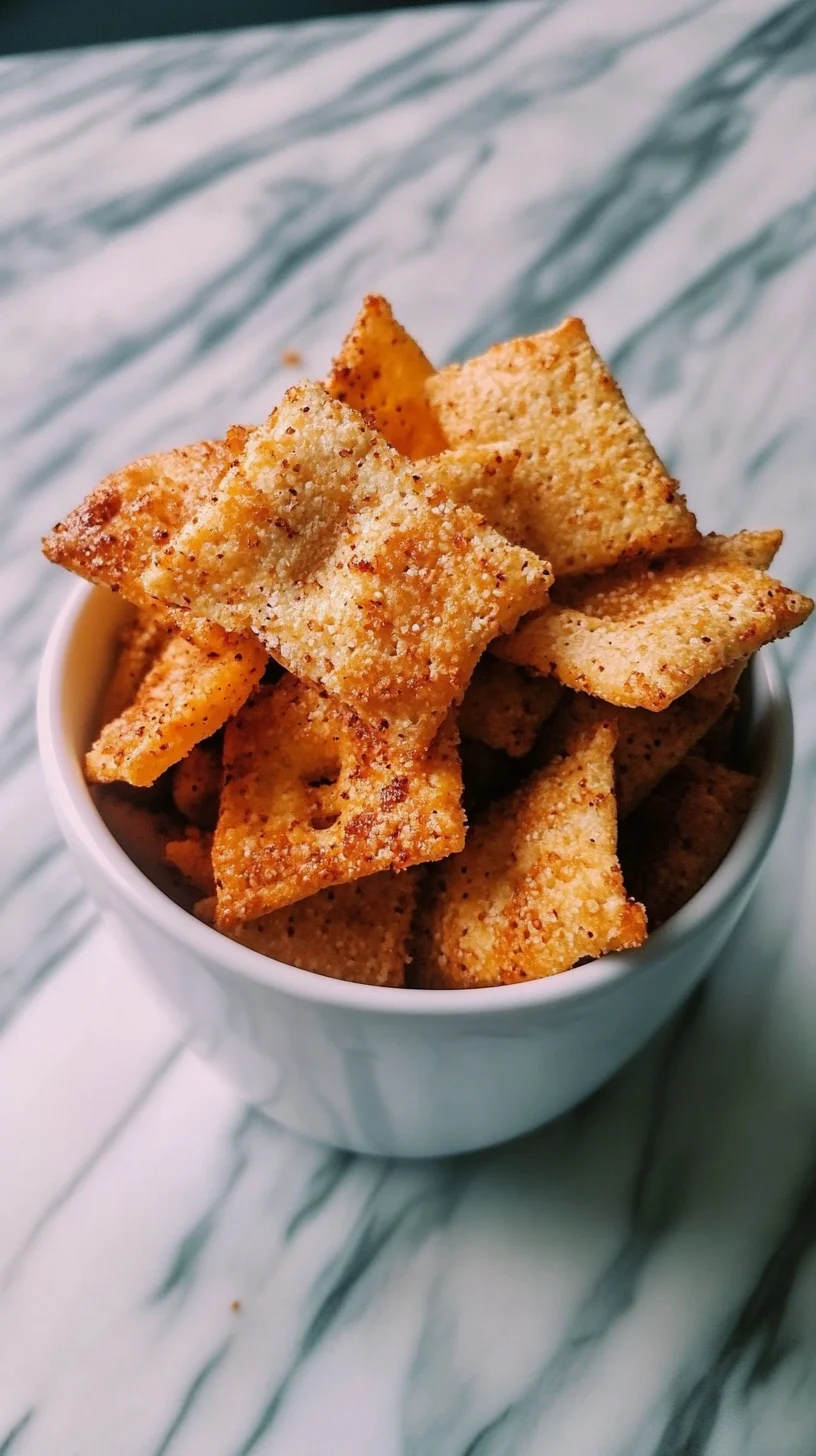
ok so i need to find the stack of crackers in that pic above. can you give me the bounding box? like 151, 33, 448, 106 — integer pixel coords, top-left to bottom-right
43, 297, 813, 988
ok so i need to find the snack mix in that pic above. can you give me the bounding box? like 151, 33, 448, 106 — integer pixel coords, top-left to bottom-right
44, 296, 813, 988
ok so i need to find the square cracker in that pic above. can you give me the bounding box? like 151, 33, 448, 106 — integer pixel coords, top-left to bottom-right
86, 625, 265, 787
198, 872, 418, 987
42, 434, 253, 652
496, 532, 812, 710
143, 381, 551, 751
325, 294, 447, 459
414, 714, 646, 988
458, 658, 563, 758
620, 756, 756, 927
426, 316, 699, 575
213, 677, 465, 927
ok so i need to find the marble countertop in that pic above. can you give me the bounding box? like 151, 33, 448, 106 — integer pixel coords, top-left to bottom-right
3, 1, 816, 1450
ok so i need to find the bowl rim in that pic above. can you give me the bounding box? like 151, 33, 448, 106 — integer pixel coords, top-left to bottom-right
38, 581, 794, 1018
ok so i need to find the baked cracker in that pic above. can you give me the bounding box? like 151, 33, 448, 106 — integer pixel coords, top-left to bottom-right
496, 532, 812, 710
42, 435, 255, 652
199, 871, 417, 986
415, 714, 646, 987
213, 677, 465, 927
426, 316, 699, 575
86, 628, 266, 787
143, 381, 551, 751
325, 293, 447, 459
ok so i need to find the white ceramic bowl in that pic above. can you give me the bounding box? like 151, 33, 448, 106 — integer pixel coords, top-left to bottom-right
38, 582, 793, 1158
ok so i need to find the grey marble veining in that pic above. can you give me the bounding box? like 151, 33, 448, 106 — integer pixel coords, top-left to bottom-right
3, 1, 816, 1451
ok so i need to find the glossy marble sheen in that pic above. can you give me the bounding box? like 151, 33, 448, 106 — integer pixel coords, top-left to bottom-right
3, 1, 816, 1450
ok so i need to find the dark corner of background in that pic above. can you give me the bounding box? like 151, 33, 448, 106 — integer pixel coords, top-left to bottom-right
0, 0, 467, 54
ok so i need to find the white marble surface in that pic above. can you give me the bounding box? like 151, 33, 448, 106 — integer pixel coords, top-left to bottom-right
3, 1, 816, 1450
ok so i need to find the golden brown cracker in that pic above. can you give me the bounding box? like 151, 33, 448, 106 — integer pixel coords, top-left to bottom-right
42, 437, 258, 653
143, 381, 551, 751
212, 873, 417, 986
458, 658, 563, 757
426, 316, 698, 575
620, 756, 756, 927
496, 533, 812, 710
415, 715, 646, 988
325, 293, 447, 459
43, 439, 235, 606
213, 677, 465, 926
86, 630, 266, 788
98, 608, 174, 725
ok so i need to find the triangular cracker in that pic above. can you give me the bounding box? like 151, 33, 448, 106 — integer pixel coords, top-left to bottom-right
86, 626, 266, 787
42, 434, 254, 652
143, 381, 551, 751
426, 317, 699, 575
458, 657, 563, 758
496, 532, 812, 710
620, 756, 756, 927
414, 715, 646, 987
198, 872, 418, 986
213, 677, 465, 927
325, 293, 447, 459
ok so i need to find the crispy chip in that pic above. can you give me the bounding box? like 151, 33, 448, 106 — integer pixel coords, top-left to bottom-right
171, 740, 222, 829
143, 382, 551, 750
165, 827, 215, 895
620, 757, 756, 927
458, 658, 563, 757
414, 716, 646, 987
613, 662, 745, 817
98, 608, 174, 725
86, 631, 266, 787
426, 317, 699, 575
325, 294, 447, 459
496, 533, 812, 710
213, 677, 465, 926
199, 872, 417, 986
